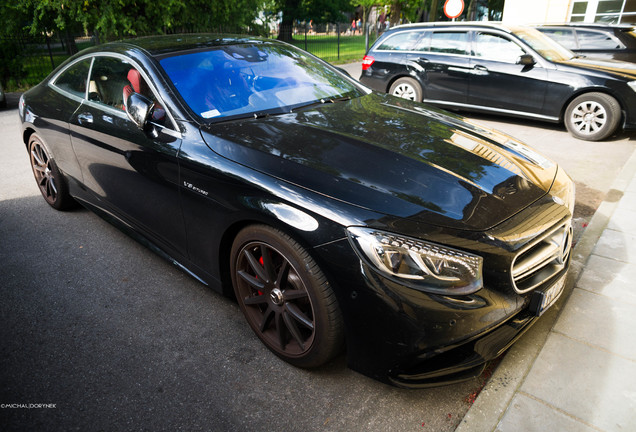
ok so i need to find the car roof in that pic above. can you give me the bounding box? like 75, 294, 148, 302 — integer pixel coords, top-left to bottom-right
537, 23, 635, 31
389, 21, 514, 33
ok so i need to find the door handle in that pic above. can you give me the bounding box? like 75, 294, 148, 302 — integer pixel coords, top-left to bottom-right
472, 65, 489, 76
77, 112, 93, 124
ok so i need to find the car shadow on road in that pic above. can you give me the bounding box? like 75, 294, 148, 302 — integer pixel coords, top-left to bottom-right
0, 194, 484, 432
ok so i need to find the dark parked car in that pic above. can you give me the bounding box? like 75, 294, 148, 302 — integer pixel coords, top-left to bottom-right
19, 34, 574, 388
536, 23, 636, 63
360, 22, 636, 141
0, 83, 6, 109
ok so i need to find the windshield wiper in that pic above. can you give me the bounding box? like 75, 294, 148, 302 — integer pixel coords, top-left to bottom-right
291, 96, 352, 112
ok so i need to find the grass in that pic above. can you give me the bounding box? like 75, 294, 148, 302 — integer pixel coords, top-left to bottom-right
7, 55, 69, 91
289, 33, 376, 63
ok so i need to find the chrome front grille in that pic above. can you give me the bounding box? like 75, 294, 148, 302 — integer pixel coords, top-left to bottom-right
511, 222, 573, 294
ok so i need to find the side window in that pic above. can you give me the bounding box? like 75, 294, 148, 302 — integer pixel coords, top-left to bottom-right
89, 56, 133, 110
430, 32, 469, 55
576, 30, 624, 50
473, 33, 526, 63
377, 31, 424, 51
539, 28, 578, 49
413, 31, 432, 52
53, 58, 91, 98
89, 56, 167, 126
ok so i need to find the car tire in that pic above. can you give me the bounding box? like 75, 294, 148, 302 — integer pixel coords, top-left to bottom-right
389, 77, 422, 102
230, 224, 344, 368
28, 134, 75, 210
564, 92, 621, 141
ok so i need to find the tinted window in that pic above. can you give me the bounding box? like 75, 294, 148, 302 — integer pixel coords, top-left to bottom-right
430, 32, 469, 55
377, 31, 425, 51
87, 56, 168, 125
539, 28, 578, 49
89, 56, 133, 109
413, 32, 432, 51
513, 27, 573, 61
473, 33, 526, 62
53, 58, 91, 98
577, 30, 624, 49
160, 43, 363, 121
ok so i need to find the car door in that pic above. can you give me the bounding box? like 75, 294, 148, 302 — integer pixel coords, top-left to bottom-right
468, 31, 549, 116
414, 30, 471, 104
68, 54, 187, 257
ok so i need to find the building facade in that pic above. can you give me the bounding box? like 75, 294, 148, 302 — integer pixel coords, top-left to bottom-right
502, 0, 636, 24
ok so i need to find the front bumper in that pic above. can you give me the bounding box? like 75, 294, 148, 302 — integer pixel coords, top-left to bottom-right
313, 194, 572, 387
389, 309, 538, 388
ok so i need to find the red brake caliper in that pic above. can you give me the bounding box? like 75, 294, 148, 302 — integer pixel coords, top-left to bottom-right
257, 256, 264, 296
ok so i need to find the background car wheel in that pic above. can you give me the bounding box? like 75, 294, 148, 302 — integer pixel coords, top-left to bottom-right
28, 134, 75, 210
564, 92, 621, 141
389, 77, 422, 102
230, 225, 343, 368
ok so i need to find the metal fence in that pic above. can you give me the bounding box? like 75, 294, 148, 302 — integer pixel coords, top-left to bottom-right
283, 22, 379, 63
1, 32, 98, 91
1, 24, 377, 91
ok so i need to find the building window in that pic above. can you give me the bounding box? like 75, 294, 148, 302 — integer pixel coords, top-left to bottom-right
569, 0, 636, 24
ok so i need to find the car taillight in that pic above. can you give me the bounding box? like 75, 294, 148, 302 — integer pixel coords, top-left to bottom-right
362, 55, 375, 71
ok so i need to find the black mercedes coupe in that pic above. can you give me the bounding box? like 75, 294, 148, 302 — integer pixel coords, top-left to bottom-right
19, 34, 574, 388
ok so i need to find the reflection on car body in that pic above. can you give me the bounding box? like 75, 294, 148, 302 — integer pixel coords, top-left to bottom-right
19, 34, 574, 388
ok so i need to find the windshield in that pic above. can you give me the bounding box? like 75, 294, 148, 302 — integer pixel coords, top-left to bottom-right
159, 43, 364, 121
511, 27, 575, 62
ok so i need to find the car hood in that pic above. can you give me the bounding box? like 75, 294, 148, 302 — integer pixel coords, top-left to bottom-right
199, 93, 557, 231
558, 57, 636, 79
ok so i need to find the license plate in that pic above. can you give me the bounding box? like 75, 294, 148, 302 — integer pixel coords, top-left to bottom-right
529, 275, 566, 316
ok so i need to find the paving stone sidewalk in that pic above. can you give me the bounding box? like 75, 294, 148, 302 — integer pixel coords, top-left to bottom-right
457, 147, 636, 432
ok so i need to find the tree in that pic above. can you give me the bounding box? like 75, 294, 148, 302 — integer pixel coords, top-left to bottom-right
276, 0, 352, 41
14, 0, 264, 41
356, 0, 391, 33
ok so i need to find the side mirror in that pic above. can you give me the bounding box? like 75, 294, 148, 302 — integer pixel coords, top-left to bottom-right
517, 54, 536, 66
125, 92, 155, 130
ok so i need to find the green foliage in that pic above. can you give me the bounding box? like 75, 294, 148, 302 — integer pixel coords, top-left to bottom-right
300, 0, 352, 22
14, 0, 265, 39
0, 40, 25, 89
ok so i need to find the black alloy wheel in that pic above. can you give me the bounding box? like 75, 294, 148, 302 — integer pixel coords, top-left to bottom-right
230, 225, 343, 368
28, 134, 74, 210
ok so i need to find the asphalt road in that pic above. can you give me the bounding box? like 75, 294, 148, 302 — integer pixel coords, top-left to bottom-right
1, 84, 634, 431
0, 97, 486, 431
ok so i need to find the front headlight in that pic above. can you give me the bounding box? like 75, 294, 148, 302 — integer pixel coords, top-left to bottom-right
347, 227, 483, 295
550, 166, 576, 214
